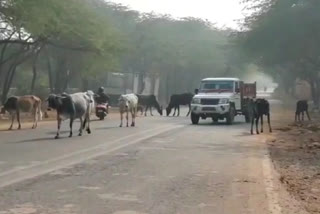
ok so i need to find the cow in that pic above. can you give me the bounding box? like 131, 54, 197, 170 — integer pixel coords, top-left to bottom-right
166, 93, 193, 116
47, 92, 92, 139
249, 98, 272, 135
295, 100, 311, 122
136, 94, 162, 116
119, 94, 138, 127
86, 90, 96, 115
1, 95, 42, 130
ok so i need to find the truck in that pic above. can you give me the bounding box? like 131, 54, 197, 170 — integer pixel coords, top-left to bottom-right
190, 78, 256, 125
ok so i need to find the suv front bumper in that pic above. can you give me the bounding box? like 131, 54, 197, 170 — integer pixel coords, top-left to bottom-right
191, 104, 230, 115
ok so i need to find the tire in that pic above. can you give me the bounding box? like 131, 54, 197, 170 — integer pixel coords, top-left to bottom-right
191, 112, 200, 125
226, 106, 235, 125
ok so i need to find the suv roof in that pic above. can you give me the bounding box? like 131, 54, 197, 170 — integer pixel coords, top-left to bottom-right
201, 77, 240, 81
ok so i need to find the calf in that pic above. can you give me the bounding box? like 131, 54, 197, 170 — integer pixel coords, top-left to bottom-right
249, 98, 272, 135
47, 92, 92, 139
295, 100, 310, 122
166, 93, 193, 116
1, 95, 42, 130
119, 94, 138, 127
136, 94, 162, 116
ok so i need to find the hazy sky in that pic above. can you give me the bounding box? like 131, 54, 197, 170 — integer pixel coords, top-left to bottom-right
110, 0, 245, 28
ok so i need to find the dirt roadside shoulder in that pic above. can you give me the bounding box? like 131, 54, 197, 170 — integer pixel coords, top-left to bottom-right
267, 107, 320, 214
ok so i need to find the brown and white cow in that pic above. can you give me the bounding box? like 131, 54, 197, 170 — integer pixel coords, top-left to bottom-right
1, 95, 43, 130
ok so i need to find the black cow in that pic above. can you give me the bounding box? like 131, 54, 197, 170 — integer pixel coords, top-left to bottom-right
166, 93, 193, 116
47, 93, 92, 139
295, 100, 311, 122
249, 98, 272, 135
136, 94, 162, 116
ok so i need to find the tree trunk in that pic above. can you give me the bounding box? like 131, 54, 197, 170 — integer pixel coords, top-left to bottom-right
1, 64, 17, 103
30, 52, 40, 94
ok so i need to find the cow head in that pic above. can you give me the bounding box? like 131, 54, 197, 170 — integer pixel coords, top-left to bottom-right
166, 106, 171, 116
0, 106, 5, 114
157, 106, 163, 116
119, 96, 129, 109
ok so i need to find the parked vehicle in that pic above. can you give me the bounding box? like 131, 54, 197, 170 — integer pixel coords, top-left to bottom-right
190, 77, 256, 125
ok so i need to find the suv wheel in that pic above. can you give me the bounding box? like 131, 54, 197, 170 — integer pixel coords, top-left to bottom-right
226, 106, 235, 125
191, 112, 200, 124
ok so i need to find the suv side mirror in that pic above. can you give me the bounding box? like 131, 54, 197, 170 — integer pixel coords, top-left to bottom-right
194, 89, 199, 94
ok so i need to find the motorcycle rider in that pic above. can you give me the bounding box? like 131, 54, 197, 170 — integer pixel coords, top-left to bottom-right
95, 87, 110, 113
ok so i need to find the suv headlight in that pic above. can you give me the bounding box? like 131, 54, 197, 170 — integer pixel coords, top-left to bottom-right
219, 98, 229, 104
192, 98, 201, 104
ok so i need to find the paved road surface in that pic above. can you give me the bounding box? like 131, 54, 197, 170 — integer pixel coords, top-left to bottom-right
0, 111, 297, 214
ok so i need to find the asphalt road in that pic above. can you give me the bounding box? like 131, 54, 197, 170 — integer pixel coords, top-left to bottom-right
0, 110, 296, 214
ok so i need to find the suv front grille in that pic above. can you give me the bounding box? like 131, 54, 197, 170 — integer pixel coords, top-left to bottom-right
201, 99, 219, 105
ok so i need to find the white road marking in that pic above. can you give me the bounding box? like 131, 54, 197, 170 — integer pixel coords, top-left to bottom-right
0, 125, 183, 188
262, 153, 282, 214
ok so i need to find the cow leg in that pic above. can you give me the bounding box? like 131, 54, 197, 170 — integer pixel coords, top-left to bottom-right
17, 110, 21, 130
302, 111, 305, 121
78, 117, 83, 136
306, 110, 311, 121
150, 106, 153, 116
126, 110, 129, 127
177, 106, 180, 117
260, 115, 264, 133
298, 112, 301, 122
9, 113, 15, 130
267, 113, 272, 132
144, 106, 148, 116
250, 116, 254, 135
256, 116, 260, 134
120, 112, 123, 127
55, 115, 62, 139
186, 104, 191, 116
173, 107, 176, 116
86, 113, 91, 134
131, 109, 135, 127
32, 108, 36, 129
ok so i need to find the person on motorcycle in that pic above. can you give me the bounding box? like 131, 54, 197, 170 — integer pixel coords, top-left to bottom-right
95, 87, 110, 104
95, 87, 110, 113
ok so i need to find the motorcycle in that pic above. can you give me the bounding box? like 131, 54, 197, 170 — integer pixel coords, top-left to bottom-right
95, 103, 108, 120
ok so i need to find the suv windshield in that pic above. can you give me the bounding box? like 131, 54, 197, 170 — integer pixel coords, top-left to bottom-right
200, 80, 234, 92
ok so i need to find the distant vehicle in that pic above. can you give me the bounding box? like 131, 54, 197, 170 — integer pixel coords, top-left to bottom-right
190, 77, 256, 125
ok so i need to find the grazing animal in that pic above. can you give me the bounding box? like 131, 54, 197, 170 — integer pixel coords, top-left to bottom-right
1, 95, 42, 130
136, 94, 162, 116
119, 94, 138, 127
295, 100, 311, 122
249, 98, 272, 135
166, 93, 193, 116
47, 92, 92, 139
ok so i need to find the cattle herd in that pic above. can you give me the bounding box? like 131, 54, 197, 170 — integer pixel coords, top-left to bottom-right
0, 91, 312, 138
0, 91, 194, 139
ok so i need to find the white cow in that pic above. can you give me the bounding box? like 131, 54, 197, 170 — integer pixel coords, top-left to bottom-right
119, 93, 138, 127
86, 90, 95, 115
